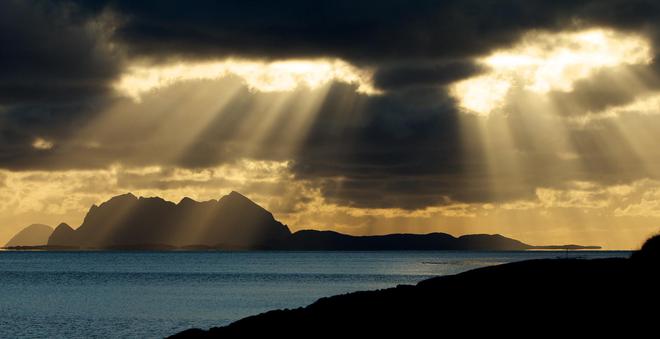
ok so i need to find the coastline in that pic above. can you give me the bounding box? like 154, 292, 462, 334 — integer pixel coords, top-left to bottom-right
169, 240, 658, 338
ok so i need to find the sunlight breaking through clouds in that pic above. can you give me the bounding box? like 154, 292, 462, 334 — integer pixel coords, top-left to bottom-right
2, 165, 658, 248
599, 93, 660, 117
451, 29, 653, 116
31, 138, 54, 150
7, 0, 660, 252
115, 58, 380, 101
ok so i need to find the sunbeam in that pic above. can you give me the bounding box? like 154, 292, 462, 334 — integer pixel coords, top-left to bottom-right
452, 28, 653, 116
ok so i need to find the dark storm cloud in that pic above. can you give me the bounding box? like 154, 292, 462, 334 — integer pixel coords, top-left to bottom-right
3, 0, 660, 103
0, 99, 113, 170
0, 0, 121, 170
4, 0, 660, 210
0, 0, 121, 104
574, 0, 660, 31
69, 0, 660, 105
77, 0, 586, 63
372, 61, 484, 91
291, 85, 474, 209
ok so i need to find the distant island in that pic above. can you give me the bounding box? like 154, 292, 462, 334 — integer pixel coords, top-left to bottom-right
170, 235, 659, 338
4, 191, 600, 251
4, 224, 53, 247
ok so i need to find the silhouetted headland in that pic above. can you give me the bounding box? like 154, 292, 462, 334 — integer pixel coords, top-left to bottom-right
4, 192, 599, 251
170, 234, 659, 338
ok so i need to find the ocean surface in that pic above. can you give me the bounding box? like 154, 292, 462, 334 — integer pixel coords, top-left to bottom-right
0, 250, 629, 338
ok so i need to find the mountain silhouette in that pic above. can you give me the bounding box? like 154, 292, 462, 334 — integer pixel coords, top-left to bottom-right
285, 230, 535, 250
170, 234, 659, 338
4, 224, 52, 247
0, 191, 595, 250
47, 191, 291, 249
48, 223, 77, 247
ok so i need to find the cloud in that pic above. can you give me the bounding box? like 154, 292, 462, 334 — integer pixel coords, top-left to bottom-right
0, 0, 121, 105
5, 0, 660, 217
114, 58, 379, 101
548, 64, 660, 116
3, 165, 659, 248
31, 138, 54, 150
73, 0, 586, 62
451, 28, 653, 115
371, 61, 484, 91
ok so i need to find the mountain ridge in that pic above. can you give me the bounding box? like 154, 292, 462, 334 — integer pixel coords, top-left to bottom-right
3, 192, 600, 250
47, 191, 290, 249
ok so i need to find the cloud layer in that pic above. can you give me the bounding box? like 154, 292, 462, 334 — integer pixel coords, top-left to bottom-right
3, 0, 660, 247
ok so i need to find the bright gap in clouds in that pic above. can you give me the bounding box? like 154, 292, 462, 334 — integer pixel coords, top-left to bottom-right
452, 29, 653, 116
115, 58, 380, 101
32, 137, 54, 150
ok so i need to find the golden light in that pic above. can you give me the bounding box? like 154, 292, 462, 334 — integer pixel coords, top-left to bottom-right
32, 137, 54, 150
451, 28, 653, 116
598, 93, 660, 117
5, 28, 660, 250
114, 58, 380, 101
449, 28, 660, 248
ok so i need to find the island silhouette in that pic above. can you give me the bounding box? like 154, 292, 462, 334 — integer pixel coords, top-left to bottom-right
170, 234, 659, 338
4, 191, 600, 251
4, 224, 52, 247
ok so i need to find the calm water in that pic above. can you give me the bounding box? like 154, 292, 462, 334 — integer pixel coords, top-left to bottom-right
0, 250, 629, 338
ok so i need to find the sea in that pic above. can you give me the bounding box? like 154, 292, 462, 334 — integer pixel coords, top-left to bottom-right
0, 250, 630, 338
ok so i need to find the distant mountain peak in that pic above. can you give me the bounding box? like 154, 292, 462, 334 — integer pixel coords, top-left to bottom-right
4, 224, 53, 247
178, 197, 196, 205
104, 192, 138, 205
226, 190, 249, 200
54, 222, 72, 231
48, 222, 77, 247
46, 191, 290, 249
220, 191, 267, 210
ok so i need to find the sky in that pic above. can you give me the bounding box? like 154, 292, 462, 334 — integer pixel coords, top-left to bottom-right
2, 0, 660, 249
